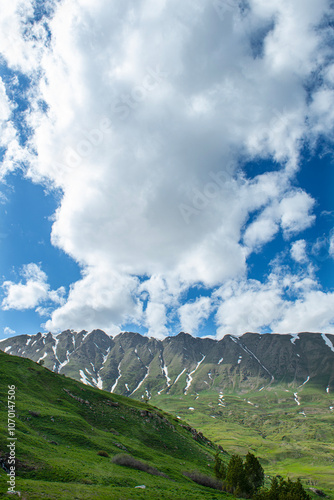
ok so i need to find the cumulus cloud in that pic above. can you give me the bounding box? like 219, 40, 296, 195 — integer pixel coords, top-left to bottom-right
330, 232, 334, 258
1, 263, 65, 312
213, 259, 334, 337
1, 0, 334, 336
44, 267, 141, 334
4, 327, 16, 337
290, 239, 308, 263
178, 296, 212, 335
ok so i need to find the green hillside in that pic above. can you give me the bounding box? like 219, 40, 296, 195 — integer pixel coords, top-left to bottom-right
150, 384, 334, 496
0, 351, 231, 499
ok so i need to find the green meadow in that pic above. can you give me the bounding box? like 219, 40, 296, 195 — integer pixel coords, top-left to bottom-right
150, 384, 334, 496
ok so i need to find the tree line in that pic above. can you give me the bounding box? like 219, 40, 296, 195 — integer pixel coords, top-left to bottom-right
214, 452, 310, 499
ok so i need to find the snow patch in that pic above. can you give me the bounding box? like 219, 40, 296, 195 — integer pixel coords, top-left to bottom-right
230, 337, 274, 382
26, 338, 32, 346
184, 354, 206, 395
294, 393, 300, 406
290, 334, 300, 344
111, 362, 122, 393
161, 360, 171, 387
237, 356, 242, 364
82, 331, 90, 341
4, 346, 12, 353
96, 375, 103, 390
79, 370, 92, 386
125, 383, 129, 392
174, 368, 186, 384
37, 352, 48, 363
58, 350, 71, 372
321, 333, 334, 352
298, 376, 310, 388
326, 387, 329, 393
130, 367, 150, 396
218, 357, 224, 364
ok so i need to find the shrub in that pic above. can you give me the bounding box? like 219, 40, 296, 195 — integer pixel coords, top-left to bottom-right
97, 451, 109, 458
111, 454, 168, 478
28, 410, 41, 417
183, 471, 223, 490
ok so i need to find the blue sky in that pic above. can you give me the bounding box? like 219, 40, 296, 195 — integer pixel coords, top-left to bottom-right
0, 0, 334, 340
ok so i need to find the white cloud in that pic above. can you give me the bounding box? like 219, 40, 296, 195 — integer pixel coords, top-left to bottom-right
145, 302, 169, 339
290, 239, 308, 263
178, 296, 212, 334
243, 209, 279, 250
279, 190, 315, 236
1, 263, 64, 312
243, 189, 315, 252
214, 278, 283, 337
329, 231, 334, 259
0, 0, 333, 335
214, 265, 334, 337
272, 291, 334, 334
44, 268, 141, 334
3, 327, 16, 337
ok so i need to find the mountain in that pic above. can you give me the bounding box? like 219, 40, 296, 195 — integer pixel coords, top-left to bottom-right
0, 349, 228, 499
1, 330, 334, 397
1, 331, 334, 495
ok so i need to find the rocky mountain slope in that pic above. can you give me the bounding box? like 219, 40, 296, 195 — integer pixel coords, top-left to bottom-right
1, 330, 333, 398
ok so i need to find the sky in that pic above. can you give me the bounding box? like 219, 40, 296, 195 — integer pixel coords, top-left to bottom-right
0, 0, 334, 341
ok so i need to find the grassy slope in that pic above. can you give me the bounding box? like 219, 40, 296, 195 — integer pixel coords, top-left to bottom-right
0, 351, 231, 500
150, 384, 334, 497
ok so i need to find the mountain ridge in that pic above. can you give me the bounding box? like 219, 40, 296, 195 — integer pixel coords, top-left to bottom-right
1, 330, 333, 398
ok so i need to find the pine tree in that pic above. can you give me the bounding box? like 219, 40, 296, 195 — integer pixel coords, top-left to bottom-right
226, 454, 246, 491
253, 476, 311, 500
244, 451, 264, 493
214, 452, 226, 480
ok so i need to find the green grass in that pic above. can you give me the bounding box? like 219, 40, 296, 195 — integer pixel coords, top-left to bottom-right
150, 384, 334, 497
0, 351, 232, 499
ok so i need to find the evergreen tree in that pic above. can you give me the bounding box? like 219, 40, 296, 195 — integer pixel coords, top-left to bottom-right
214, 452, 226, 480
244, 452, 264, 493
253, 476, 311, 500
226, 454, 246, 491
